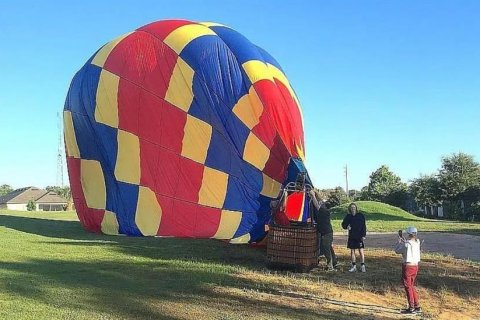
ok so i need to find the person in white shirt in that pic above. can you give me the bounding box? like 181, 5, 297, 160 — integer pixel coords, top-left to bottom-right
395, 226, 421, 314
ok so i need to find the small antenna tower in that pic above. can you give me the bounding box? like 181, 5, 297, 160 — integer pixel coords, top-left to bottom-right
56, 112, 64, 187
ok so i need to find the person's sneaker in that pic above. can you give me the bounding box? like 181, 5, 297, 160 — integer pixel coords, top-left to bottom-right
414, 307, 422, 313
400, 308, 417, 314
326, 266, 337, 272
348, 265, 357, 272
360, 264, 366, 272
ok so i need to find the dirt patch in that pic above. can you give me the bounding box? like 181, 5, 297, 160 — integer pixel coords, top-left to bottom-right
333, 232, 480, 261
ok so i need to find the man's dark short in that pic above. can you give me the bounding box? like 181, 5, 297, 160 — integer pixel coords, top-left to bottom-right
347, 238, 365, 249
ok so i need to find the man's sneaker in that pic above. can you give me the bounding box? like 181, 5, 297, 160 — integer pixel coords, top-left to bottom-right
400, 308, 417, 314
360, 264, 366, 272
348, 265, 357, 272
326, 266, 337, 272
414, 307, 422, 313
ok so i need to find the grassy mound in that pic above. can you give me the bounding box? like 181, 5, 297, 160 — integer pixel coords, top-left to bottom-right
331, 201, 420, 221
329, 201, 480, 234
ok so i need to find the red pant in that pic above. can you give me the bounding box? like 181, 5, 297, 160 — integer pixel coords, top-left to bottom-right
402, 264, 419, 308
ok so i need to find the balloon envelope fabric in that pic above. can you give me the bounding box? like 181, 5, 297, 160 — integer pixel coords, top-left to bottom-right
64, 20, 308, 243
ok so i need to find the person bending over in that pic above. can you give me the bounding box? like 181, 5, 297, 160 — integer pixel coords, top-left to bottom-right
310, 190, 337, 271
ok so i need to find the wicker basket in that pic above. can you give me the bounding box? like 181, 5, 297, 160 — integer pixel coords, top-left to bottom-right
266, 224, 318, 272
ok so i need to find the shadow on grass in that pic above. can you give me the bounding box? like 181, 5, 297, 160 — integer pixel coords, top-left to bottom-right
1, 214, 479, 318
0, 258, 362, 320
0, 214, 101, 240
0, 214, 267, 270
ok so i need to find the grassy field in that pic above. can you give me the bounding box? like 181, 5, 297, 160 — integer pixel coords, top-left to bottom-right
331, 201, 480, 235
0, 209, 479, 319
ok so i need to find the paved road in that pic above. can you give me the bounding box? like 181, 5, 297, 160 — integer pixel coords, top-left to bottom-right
333, 232, 480, 261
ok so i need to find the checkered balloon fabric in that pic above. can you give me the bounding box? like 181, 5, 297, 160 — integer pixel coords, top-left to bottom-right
64, 20, 308, 243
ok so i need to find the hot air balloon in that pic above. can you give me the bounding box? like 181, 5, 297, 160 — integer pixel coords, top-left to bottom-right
64, 19, 310, 244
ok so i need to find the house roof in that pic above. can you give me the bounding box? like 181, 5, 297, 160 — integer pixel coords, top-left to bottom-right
36, 191, 67, 204
0, 187, 67, 204
0, 187, 30, 204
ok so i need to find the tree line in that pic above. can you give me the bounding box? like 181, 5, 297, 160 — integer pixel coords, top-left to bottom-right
1, 152, 479, 220
319, 152, 480, 221
0, 185, 71, 199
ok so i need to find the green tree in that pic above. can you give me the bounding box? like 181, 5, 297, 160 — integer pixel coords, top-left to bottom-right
438, 153, 480, 200
27, 200, 36, 211
348, 189, 361, 201
410, 175, 442, 206
45, 186, 71, 200
385, 189, 411, 210
359, 186, 369, 200
468, 201, 480, 221
0, 184, 13, 196
462, 185, 480, 221
363, 165, 407, 205
325, 187, 348, 208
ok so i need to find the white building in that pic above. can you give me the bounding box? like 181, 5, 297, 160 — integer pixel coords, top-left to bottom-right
0, 187, 67, 211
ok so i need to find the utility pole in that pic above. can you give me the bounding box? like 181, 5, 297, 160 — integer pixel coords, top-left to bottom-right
344, 165, 349, 197
56, 112, 64, 187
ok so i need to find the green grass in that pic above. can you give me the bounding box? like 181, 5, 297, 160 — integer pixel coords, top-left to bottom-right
0, 209, 479, 319
0, 210, 350, 320
331, 201, 480, 235
1, 209, 78, 220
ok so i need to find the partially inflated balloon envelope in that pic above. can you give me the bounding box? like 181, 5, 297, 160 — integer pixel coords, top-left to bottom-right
64, 20, 310, 243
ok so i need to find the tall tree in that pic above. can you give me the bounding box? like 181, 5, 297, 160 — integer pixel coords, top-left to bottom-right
0, 184, 13, 196
363, 165, 407, 204
438, 153, 480, 200
359, 186, 369, 200
322, 187, 348, 208
410, 174, 442, 206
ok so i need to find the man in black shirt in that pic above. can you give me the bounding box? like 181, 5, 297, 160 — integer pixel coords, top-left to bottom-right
310, 189, 337, 271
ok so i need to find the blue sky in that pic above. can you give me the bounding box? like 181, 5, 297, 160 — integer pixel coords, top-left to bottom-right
0, 0, 478, 190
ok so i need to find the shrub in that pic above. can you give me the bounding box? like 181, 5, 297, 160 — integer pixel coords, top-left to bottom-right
27, 200, 36, 211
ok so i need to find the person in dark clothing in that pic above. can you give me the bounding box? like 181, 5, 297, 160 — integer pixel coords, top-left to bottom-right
310, 189, 337, 271
341, 203, 367, 272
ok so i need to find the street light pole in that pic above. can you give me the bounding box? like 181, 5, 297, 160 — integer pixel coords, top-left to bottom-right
344, 165, 349, 197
